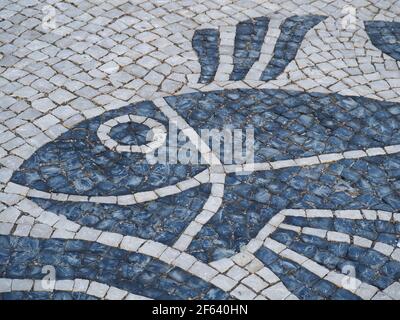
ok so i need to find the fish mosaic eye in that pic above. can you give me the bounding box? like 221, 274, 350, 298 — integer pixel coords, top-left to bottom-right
1, 5, 400, 300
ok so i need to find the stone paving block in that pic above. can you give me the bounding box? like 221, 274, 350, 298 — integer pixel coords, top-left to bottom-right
0, 0, 400, 301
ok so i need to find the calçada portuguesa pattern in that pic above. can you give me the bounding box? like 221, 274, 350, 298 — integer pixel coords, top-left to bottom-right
0, 0, 400, 300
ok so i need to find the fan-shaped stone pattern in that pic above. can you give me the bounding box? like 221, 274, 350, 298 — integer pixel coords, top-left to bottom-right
0, 235, 229, 300
269, 228, 400, 290
192, 29, 220, 84
1, 291, 97, 300
261, 15, 327, 81
365, 21, 400, 61
10, 101, 205, 196
255, 247, 360, 300
230, 17, 269, 80
284, 216, 400, 247
187, 153, 400, 263
165, 89, 400, 164
32, 184, 212, 246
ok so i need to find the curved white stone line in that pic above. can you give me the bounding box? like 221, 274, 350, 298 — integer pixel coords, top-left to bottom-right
6, 144, 399, 206
5, 202, 398, 300
277, 209, 400, 262
4, 98, 399, 301
279, 208, 400, 222
172, 179, 225, 251
97, 114, 167, 154
0, 278, 152, 300
214, 27, 236, 82
0, 99, 252, 300
182, 78, 400, 104
228, 208, 400, 300
1, 96, 230, 296
281, 224, 400, 262
11, 201, 397, 300
152, 98, 223, 167
152, 96, 400, 254
261, 240, 380, 300
152, 97, 226, 252
212, 251, 297, 300
245, 18, 283, 81
223, 145, 400, 174
210, 209, 400, 300
241, 209, 400, 257
3, 169, 210, 206
0, 198, 239, 297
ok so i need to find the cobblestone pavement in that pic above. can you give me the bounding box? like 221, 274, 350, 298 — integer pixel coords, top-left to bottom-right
0, 0, 400, 300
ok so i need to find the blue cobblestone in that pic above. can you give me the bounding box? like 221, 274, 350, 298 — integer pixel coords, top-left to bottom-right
4, 15, 400, 300
0, 291, 97, 300
192, 29, 220, 83
261, 15, 327, 81
32, 184, 211, 246
365, 21, 400, 61
188, 153, 400, 262
0, 235, 229, 300
11, 102, 205, 196
284, 216, 399, 247
256, 247, 360, 300
165, 89, 400, 163
267, 228, 400, 290
230, 17, 269, 80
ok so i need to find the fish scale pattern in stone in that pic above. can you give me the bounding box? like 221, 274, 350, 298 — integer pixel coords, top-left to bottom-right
165, 89, 400, 164
31, 184, 211, 246
269, 228, 400, 290
255, 246, 360, 300
0, 235, 229, 300
1, 2, 400, 300
187, 154, 400, 262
